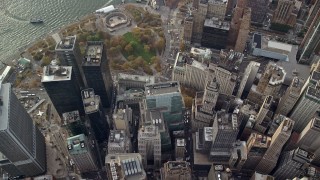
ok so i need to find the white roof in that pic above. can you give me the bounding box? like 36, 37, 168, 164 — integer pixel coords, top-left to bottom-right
268, 41, 292, 52
96, 5, 115, 13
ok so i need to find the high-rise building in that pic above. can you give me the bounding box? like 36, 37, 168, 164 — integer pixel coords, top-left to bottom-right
138, 125, 161, 168
297, 9, 320, 64
192, 92, 215, 130
105, 153, 146, 180
117, 73, 155, 90
276, 77, 304, 116
290, 81, 320, 132
113, 106, 132, 136
183, 15, 194, 44
62, 110, 87, 136
108, 130, 131, 154
255, 118, 294, 174
250, 172, 274, 180
81, 88, 109, 143
234, 8, 251, 53
210, 111, 239, 164
254, 95, 273, 134
175, 139, 186, 160
255, 63, 286, 97
202, 78, 219, 114
201, 18, 230, 49
42, 65, 84, 117
145, 82, 185, 132
297, 112, 320, 152
247, 0, 269, 25
55, 35, 84, 87
229, 141, 247, 170
192, 1, 207, 43
67, 134, 99, 173
82, 41, 112, 107
161, 161, 192, 180
207, 0, 228, 20
242, 133, 271, 172
305, 0, 320, 27
271, 0, 296, 26
273, 148, 314, 180
0, 83, 46, 176
237, 61, 260, 98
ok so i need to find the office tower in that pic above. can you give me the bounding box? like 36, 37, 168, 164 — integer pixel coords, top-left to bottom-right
247, 0, 269, 25
234, 8, 251, 53
273, 148, 314, 180
113, 106, 132, 136
105, 153, 146, 180
210, 111, 239, 164
254, 95, 273, 134
49, 125, 69, 158
290, 82, 320, 132
228, 0, 251, 52
237, 61, 260, 98
242, 133, 271, 172
250, 172, 274, 180
81, 88, 109, 143
145, 82, 185, 132
305, 0, 320, 27
108, 130, 131, 154
117, 73, 155, 90
62, 110, 87, 136
192, 2, 207, 43
255, 118, 294, 174
276, 77, 304, 116
42, 65, 84, 117
172, 53, 208, 91
202, 78, 219, 114
138, 125, 161, 168
298, 10, 320, 64
192, 92, 215, 131
82, 41, 112, 107
272, 0, 296, 25
256, 63, 286, 97
229, 141, 247, 170
184, 15, 194, 44
207, 0, 228, 20
297, 112, 320, 152
195, 127, 213, 153
175, 139, 186, 160
161, 161, 192, 180
55, 35, 84, 87
0, 83, 46, 177
67, 134, 98, 172
201, 18, 230, 49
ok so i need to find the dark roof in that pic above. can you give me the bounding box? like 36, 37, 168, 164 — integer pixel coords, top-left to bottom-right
253, 34, 262, 49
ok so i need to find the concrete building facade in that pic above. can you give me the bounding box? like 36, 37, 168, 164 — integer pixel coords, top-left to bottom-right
237, 61, 260, 98
161, 161, 192, 180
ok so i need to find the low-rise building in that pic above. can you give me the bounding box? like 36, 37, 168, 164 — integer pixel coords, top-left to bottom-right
161, 161, 192, 180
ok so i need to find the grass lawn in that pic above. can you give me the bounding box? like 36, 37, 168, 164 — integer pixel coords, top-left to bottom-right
123, 32, 156, 63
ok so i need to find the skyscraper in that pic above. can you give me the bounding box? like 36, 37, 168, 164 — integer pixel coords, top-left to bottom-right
81, 88, 109, 143
183, 15, 194, 44
237, 61, 260, 98
229, 141, 247, 170
297, 111, 320, 152
255, 118, 294, 174
192, 1, 207, 43
0, 83, 46, 176
254, 95, 273, 134
234, 8, 251, 53
145, 82, 185, 132
271, 0, 296, 26
55, 35, 84, 88
42, 65, 84, 117
273, 148, 314, 180
247, 0, 269, 25
82, 41, 112, 107
290, 81, 320, 132
67, 134, 99, 173
202, 78, 219, 114
305, 0, 320, 27
275, 77, 304, 116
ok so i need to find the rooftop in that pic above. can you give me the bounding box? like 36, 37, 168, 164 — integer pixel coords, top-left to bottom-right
62, 110, 80, 126
83, 41, 104, 66
311, 71, 320, 83
109, 130, 127, 148
118, 73, 155, 84
231, 141, 247, 160
56, 36, 76, 50
211, 49, 244, 73
176, 138, 185, 147
146, 110, 165, 131
252, 172, 275, 180
306, 85, 320, 100
216, 111, 239, 130
247, 133, 271, 149
67, 134, 88, 155
267, 63, 286, 85
105, 153, 146, 180
81, 88, 100, 114
190, 47, 212, 58
145, 81, 180, 96
204, 127, 213, 141
41, 65, 72, 82
204, 18, 230, 30
33, 175, 54, 180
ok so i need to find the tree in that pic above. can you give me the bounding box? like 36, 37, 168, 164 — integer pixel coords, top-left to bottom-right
144, 45, 150, 52
155, 37, 165, 53
183, 96, 193, 108
41, 56, 51, 67
125, 44, 133, 53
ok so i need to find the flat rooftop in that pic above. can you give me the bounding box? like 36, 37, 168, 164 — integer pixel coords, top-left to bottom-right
268, 64, 286, 85
81, 88, 100, 114
147, 110, 165, 131
118, 73, 155, 84
83, 41, 104, 66
306, 86, 320, 100
176, 138, 185, 147
62, 110, 80, 125
105, 153, 146, 180
165, 161, 190, 171
204, 18, 230, 30
193, 133, 211, 165
41, 65, 72, 82
204, 127, 213, 141
109, 130, 127, 148
190, 47, 212, 57
0, 83, 10, 131
55, 36, 76, 50
248, 133, 271, 148
145, 81, 180, 96
67, 134, 88, 155
33, 175, 54, 180
216, 111, 239, 130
